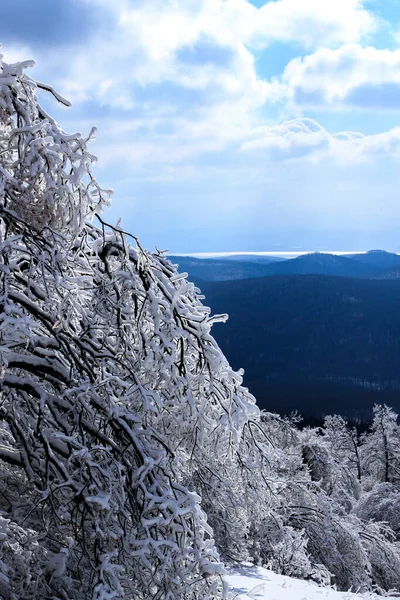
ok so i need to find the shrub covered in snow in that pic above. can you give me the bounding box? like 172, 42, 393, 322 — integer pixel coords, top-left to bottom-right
0, 49, 262, 600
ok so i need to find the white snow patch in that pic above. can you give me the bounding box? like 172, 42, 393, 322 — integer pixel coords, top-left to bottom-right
226, 565, 395, 600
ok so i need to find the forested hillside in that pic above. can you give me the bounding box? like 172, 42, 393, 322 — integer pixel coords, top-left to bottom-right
198, 275, 400, 420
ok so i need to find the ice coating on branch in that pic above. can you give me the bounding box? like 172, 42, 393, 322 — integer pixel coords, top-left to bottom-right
0, 212, 256, 598
0, 47, 265, 600
0, 55, 111, 236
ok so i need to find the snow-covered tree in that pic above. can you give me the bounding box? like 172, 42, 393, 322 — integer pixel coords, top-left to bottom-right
361, 404, 400, 485
355, 483, 400, 540
323, 415, 362, 484
0, 49, 262, 600
251, 413, 400, 593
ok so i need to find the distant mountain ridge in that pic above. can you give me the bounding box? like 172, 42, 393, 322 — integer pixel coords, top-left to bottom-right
168, 255, 278, 281
170, 250, 399, 282
347, 249, 400, 269
257, 252, 382, 278
205, 254, 286, 264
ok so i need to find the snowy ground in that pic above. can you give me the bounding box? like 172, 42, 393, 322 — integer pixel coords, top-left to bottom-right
226, 565, 397, 600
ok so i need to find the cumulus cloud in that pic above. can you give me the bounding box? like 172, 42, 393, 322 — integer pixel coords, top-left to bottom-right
241, 119, 329, 160
275, 45, 400, 109
241, 117, 400, 164
248, 0, 376, 48
86, 112, 400, 190
3, 0, 376, 109
13, 0, 372, 174
1, 0, 397, 251
63, 0, 375, 107
0, 0, 382, 168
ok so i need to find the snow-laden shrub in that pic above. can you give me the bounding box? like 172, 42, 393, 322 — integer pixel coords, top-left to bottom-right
354, 483, 400, 539
0, 49, 261, 600
0, 54, 110, 235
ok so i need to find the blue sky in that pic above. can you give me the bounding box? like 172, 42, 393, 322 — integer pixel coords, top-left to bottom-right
2, 0, 400, 252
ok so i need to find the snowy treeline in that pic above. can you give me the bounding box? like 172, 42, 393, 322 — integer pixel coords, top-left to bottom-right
244, 405, 400, 594
1, 50, 400, 600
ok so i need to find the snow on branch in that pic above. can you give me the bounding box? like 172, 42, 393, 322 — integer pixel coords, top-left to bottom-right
0, 52, 111, 237
0, 49, 261, 600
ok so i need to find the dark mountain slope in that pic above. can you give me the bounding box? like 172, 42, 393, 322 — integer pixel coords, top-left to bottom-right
375, 268, 400, 280
198, 275, 400, 420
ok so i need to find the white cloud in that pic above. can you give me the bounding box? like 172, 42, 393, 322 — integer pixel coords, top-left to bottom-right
78, 111, 400, 192
24, 0, 374, 172
117, 0, 375, 57
6, 0, 381, 174
3, 0, 398, 250
241, 117, 400, 164
21, 0, 376, 110
241, 118, 328, 158
250, 0, 376, 48
274, 44, 400, 109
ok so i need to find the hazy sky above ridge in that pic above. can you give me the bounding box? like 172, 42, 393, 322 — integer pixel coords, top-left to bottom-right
2, 0, 400, 252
